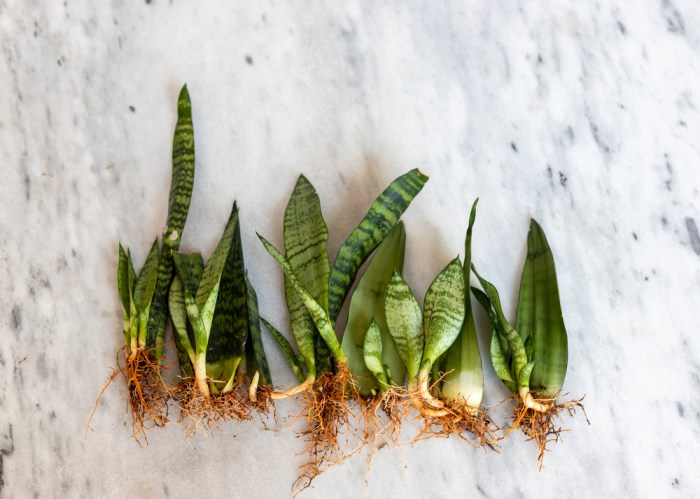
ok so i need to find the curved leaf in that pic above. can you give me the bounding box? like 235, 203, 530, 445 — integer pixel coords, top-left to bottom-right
261, 318, 305, 383
259, 235, 344, 362
328, 169, 429, 323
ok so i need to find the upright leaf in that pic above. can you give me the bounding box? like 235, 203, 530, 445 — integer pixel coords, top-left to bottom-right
421, 258, 465, 372
195, 204, 239, 311
384, 272, 423, 383
133, 239, 160, 311
146, 84, 196, 356
521, 220, 568, 397
207, 210, 248, 387
362, 319, 387, 388
341, 223, 407, 394
169, 275, 195, 377
246, 277, 272, 386
282, 175, 330, 377
328, 169, 429, 323
442, 200, 484, 404
117, 243, 131, 314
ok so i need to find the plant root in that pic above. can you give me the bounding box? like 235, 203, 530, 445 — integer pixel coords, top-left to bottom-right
170, 379, 253, 436
357, 385, 413, 480
251, 385, 277, 425
510, 394, 588, 469
121, 347, 169, 444
413, 400, 500, 450
293, 365, 362, 496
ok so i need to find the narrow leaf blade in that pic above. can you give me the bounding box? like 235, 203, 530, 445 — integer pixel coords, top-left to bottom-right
328, 169, 428, 323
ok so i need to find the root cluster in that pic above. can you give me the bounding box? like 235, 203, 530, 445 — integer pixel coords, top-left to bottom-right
122, 348, 170, 443
511, 394, 588, 468
170, 379, 253, 435
294, 366, 362, 494
414, 399, 499, 450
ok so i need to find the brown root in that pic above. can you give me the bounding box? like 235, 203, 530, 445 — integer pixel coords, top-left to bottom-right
510, 394, 588, 469
121, 347, 169, 444
356, 385, 414, 480
251, 385, 277, 425
170, 378, 253, 436
413, 399, 500, 450
293, 365, 362, 495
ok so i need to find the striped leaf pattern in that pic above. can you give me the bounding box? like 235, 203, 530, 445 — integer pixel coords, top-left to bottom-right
283, 175, 331, 376
207, 208, 249, 386
421, 258, 465, 371
472, 265, 528, 394
146, 84, 196, 357
172, 252, 206, 356
259, 235, 343, 361
385, 271, 424, 382
362, 319, 387, 387
246, 277, 272, 386
168, 275, 195, 377
328, 169, 429, 324
442, 200, 484, 403
133, 239, 160, 312
261, 318, 305, 383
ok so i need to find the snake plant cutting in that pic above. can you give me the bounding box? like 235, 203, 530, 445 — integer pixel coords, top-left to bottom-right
258, 170, 427, 490
169, 203, 273, 426
114, 85, 195, 439
472, 219, 583, 464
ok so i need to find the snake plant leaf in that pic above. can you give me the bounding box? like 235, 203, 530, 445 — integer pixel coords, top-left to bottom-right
328, 169, 429, 324
490, 330, 516, 393
520, 220, 568, 398
146, 84, 196, 357
117, 243, 131, 314
471, 265, 528, 388
133, 239, 160, 312
441, 200, 484, 404
195, 203, 239, 315
282, 175, 331, 377
284, 277, 321, 378
246, 277, 272, 386
471, 286, 509, 358
421, 258, 465, 372
363, 319, 388, 388
207, 208, 248, 388
258, 235, 344, 362
261, 318, 306, 383
385, 271, 424, 383
169, 275, 195, 377
169, 275, 193, 358
172, 252, 208, 357
126, 250, 138, 346
341, 222, 406, 395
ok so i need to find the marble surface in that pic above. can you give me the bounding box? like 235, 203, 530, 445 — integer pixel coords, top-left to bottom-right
1, 1, 699, 497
